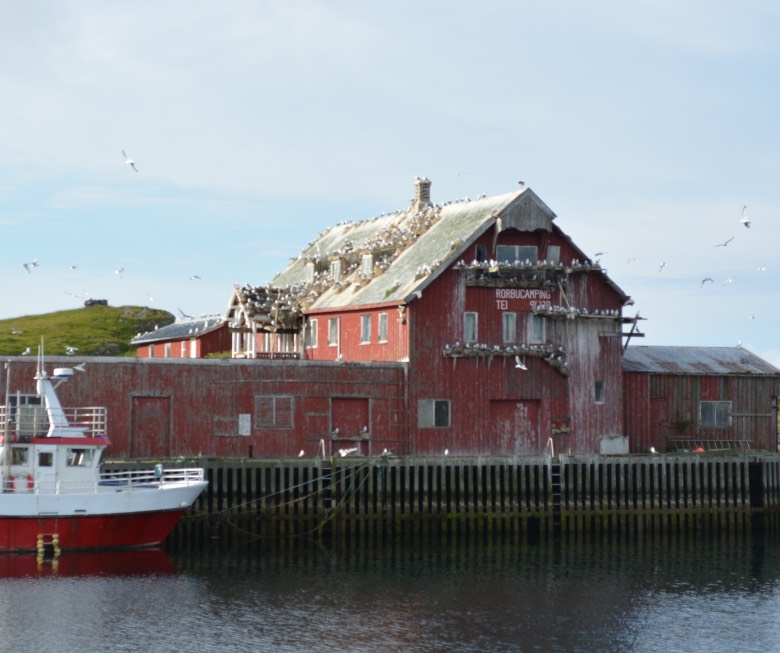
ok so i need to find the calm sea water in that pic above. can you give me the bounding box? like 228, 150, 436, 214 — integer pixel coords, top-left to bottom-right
0, 534, 779, 652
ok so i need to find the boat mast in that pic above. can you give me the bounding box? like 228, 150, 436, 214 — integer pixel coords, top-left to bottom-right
2, 361, 11, 490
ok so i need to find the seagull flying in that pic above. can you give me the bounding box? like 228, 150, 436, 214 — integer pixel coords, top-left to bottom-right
189, 275, 202, 281
658, 261, 666, 272
65, 345, 78, 355
122, 149, 138, 172
115, 268, 125, 278
715, 236, 734, 247
700, 277, 714, 287
740, 205, 750, 228
514, 355, 527, 370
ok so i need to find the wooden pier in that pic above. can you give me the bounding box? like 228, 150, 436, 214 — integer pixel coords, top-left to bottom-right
113, 453, 780, 549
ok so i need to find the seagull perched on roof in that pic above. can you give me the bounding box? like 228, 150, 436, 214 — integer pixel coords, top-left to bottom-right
122, 149, 138, 172
740, 205, 750, 228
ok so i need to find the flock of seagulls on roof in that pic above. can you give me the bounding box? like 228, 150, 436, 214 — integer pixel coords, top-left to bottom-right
235, 202, 450, 328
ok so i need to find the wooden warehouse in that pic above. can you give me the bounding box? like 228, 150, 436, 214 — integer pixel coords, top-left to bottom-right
224, 178, 639, 456
623, 345, 780, 453
133, 316, 230, 359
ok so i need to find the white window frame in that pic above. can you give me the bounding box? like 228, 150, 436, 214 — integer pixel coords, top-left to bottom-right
305, 319, 318, 348
360, 315, 371, 344
361, 254, 373, 276
378, 312, 388, 343
464, 312, 478, 343
330, 259, 342, 280
418, 399, 451, 428
328, 317, 339, 347
496, 245, 538, 264
529, 315, 545, 343
502, 312, 517, 343
699, 401, 732, 428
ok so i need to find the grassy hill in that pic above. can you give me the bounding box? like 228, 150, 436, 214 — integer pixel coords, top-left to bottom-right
0, 305, 175, 357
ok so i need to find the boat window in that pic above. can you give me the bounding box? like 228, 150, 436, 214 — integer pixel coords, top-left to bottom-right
11, 447, 28, 465
39, 452, 53, 467
66, 448, 94, 467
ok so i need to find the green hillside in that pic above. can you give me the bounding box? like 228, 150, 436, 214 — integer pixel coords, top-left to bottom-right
0, 305, 175, 357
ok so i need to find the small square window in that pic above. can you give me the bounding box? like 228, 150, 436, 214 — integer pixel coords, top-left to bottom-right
700, 401, 732, 428
418, 399, 451, 428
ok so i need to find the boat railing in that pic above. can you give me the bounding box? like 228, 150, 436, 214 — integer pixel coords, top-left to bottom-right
99, 467, 206, 486
0, 406, 107, 439
1, 468, 204, 494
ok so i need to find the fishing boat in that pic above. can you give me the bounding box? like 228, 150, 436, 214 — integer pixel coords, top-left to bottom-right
0, 354, 207, 553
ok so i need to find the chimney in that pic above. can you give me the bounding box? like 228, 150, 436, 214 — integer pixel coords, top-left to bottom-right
412, 177, 432, 211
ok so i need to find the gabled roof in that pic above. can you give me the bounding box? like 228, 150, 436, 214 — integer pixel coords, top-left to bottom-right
229, 180, 629, 326
131, 316, 226, 345
623, 346, 780, 376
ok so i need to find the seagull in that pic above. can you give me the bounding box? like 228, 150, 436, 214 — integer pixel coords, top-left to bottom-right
65, 345, 78, 355
723, 276, 734, 286
514, 355, 527, 370
756, 265, 766, 273
740, 205, 750, 228
115, 268, 124, 278
122, 149, 138, 172
715, 236, 734, 247
331, 427, 339, 436
594, 251, 607, 257
338, 447, 358, 457
700, 277, 714, 287
749, 314, 757, 320
74, 363, 87, 372
22, 262, 32, 274
444, 448, 449, 456
21, 347, 30, 356
298, 450, 305, 458
189, 275, 202, 281
627, 257, 640, 263
70, 263, 78, 270
649, 446, 659, 455
658, 261, 666, 272
177, 308, 194, 320
10, 328, 22, 335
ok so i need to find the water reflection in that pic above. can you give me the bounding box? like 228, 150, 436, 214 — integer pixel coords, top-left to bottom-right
0, 548, 177, 578
0, 537, 779, 652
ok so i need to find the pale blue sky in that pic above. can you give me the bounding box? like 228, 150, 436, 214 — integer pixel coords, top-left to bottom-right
2, 1, 779, 365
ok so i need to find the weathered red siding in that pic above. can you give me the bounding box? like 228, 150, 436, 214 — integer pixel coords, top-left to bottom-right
136, 326, 231, 359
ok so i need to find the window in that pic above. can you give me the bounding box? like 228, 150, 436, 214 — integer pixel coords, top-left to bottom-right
464, 312, 478, 343
361, 254, 373, 276
496, 245, 538, 264
418, 399, 451, 428
330, 259, 342, 280
502, 312, 517, 343
360, 315, 372, 343
530, 315, 545, 343
547, 245, 561, 264
66, 448, 94, 467
255, 395, 294, 428
164, 343, 171, 358
378, 313, 388, 343
38, 452, 53, 467
305, 319, 318, 348
11, 447, 28, 465
595, 381, 605, 404
328, 318, 339, 346
700, 401, 732, 428
475, 244, 488, 262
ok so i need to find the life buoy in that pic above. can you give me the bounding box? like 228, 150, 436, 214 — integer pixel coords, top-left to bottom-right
11, 474, 34, 493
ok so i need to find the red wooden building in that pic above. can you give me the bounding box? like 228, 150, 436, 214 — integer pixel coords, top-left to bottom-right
132, 316, 230, 359
226, 178, 639, 455
623, 346, 780, 453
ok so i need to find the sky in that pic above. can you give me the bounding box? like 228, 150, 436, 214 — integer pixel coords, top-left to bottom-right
2, 1, 780, 365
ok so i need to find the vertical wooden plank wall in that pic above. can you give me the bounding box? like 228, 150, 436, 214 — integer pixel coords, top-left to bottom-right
151, 455, 780, 548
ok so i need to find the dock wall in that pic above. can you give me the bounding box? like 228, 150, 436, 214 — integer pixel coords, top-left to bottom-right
111, 454, 780, 548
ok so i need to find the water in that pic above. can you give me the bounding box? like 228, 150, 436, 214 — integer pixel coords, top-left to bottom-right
1, 535, 779, 652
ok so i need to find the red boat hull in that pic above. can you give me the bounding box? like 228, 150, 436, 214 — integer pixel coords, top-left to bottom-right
0, 509, 188, 552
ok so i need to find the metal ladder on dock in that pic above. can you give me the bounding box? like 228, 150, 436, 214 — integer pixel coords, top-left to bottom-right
546, 438, 562, 538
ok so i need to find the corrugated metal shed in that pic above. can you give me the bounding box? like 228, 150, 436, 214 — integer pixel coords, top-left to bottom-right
623, 345, 780, 376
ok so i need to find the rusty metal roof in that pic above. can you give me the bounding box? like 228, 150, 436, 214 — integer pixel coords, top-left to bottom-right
623, 345, 780, 376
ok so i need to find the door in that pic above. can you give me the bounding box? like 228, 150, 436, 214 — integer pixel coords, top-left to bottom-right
490, 400, 539, 455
